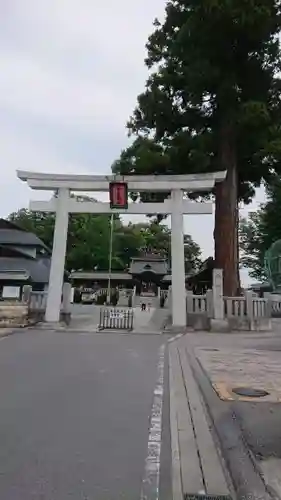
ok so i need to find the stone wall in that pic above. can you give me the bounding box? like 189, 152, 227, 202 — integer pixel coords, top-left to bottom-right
0, 302, 29, 327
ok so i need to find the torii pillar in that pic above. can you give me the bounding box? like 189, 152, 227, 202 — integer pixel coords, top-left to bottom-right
16, 170, 226, 328
45, 188, 70, 322
170, 189, 186, 327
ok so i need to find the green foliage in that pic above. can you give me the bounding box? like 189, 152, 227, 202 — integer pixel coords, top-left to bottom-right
239, 211, 268, 281
116, 0, 281, 196
112, 0, 281, 294
9, 205, 119, 272
9, 208, 56, 249
7, 200, 202, 273
123, 221, 202, 273
264, 239, 281, 289
239, 177, 281, 280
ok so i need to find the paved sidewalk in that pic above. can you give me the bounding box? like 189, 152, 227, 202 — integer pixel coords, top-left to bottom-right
172, 330, 281, 500
194, 341, 281, 498
132, 306, 156, 333
196, 347, 281, 403
168, 341, 232, 499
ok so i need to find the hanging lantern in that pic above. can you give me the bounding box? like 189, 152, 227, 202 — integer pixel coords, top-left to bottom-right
109, 182, 128, 209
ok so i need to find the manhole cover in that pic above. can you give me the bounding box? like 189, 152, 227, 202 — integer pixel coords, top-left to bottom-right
232, 387, 269, 398
184, 495, 232, 500
203, 348, 219, 352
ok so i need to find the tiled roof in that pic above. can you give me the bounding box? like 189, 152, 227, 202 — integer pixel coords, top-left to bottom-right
0, 229, 49, 249
0, 257, 51, 283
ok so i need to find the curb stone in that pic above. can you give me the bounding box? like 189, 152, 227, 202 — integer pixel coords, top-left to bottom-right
169, 342, 232, 499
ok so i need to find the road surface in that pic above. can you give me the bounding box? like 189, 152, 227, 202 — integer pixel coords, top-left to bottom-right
0, 329, 171, 500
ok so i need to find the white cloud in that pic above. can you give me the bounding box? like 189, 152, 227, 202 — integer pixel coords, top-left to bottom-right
0, 0, 164, 212
1, 0, 163, 132
0, 123, 87, 217
0, 0, 266, 283
0, 50, 131, 131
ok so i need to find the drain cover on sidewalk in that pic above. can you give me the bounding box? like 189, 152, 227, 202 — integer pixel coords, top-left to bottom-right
184, 495, 232, 500
232, 387, 269, 398
202, 348, 219, 352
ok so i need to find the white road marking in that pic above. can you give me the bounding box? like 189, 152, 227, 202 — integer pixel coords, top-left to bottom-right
168, 333, 184, 343
140, 344, 165, 500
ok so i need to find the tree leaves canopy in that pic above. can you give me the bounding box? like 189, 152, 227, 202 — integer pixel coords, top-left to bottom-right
112, 0, 281, 295
116, 0, 281, 201
240, 176, 281, 280
8, 200, 201, 273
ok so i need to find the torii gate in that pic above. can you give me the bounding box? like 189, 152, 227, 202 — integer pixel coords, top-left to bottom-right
17, 170, 226, 328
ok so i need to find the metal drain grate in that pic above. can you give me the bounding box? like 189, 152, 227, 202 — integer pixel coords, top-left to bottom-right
232, 387, 269, 398
184, 495, 232, 500
202, 348, 219, 352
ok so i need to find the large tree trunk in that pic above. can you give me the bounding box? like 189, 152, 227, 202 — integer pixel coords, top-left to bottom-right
214, 122, 240, 296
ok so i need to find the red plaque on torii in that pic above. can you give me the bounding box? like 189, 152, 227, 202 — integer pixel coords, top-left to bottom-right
109, 182, 128, 209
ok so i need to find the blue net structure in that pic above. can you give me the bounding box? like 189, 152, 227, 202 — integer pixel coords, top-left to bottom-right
264, 239, 281, 291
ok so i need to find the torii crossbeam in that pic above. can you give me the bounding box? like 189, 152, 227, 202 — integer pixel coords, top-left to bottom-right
17, 170, 226, 327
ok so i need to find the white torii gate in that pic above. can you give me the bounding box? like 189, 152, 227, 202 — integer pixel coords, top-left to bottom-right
17, 170, 226, 328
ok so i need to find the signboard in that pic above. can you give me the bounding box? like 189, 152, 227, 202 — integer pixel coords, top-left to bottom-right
109, 182, 128, 209
110, 311, 124, 319
2, 286, 21, 299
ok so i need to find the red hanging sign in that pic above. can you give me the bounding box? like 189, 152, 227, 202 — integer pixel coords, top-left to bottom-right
109, 182, 128, 209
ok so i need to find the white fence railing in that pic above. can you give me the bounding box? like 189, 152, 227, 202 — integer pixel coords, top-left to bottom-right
95, 288, 108, 297
29, 291, 48, 311
224, 296, 246, 318
253, 298, 267, 318
170, 268, 272, 330
186, 292, 207, 314
266, 293, 281, 316
185, 292, 270, 320
27, 284, 72, 314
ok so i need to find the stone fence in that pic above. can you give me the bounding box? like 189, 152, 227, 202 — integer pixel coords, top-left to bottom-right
0, 283, 72, 328
27, 283, 72, 324
182, 268, 272, 332
264, 293, 281, 317
185, 289, 271, 331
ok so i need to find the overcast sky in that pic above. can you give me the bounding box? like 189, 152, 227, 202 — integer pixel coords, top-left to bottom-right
0, 0, 264, 285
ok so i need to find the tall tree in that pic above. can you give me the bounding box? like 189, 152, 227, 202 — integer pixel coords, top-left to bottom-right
240, 177, 281, 280
112, 0, 281, 295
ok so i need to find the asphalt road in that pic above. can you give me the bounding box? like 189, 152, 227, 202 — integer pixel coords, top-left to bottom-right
0, 330, 171, 500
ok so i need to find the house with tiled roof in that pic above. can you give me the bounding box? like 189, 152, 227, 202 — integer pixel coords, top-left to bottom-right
0, 218, 54, 299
